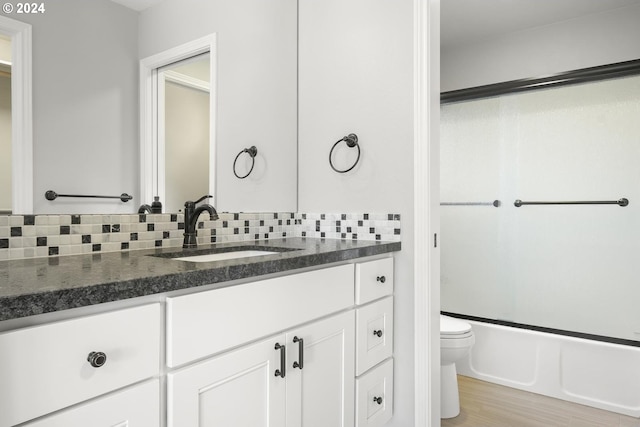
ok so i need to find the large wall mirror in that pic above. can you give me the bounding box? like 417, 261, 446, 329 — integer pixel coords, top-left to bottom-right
0, 33, 10, 214
0, 0, 297, 215
0, 15, 32, 216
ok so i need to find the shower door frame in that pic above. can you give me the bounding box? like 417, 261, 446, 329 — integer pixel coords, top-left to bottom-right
440, 58, 640, 348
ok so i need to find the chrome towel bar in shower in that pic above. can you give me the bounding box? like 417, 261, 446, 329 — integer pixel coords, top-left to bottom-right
45, 190, 133, 202
441, 200, 501, 207
514, 198, 629, 207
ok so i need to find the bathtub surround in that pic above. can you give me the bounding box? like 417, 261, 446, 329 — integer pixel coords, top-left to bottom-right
0, 212, 401, 261
456, 320, 640, 418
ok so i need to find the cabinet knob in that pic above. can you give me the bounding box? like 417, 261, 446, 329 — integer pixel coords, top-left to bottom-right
373, 396, 383, 405
376, 276, 386, 283
373, 329, 383, 338
87, 351, 107, 368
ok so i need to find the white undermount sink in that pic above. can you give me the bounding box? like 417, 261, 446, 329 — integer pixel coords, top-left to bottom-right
172, 250, 279, 263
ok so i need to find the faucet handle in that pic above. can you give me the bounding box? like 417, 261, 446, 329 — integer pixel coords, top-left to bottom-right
193, 195, 213, 204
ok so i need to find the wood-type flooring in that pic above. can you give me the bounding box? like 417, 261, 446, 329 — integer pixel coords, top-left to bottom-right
441, 376, 640, 427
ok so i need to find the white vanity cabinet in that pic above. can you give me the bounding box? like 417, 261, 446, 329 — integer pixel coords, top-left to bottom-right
166, 264, 357, 427
168, 310, 355, 427
167, 256, 394, 427
0, 304, 161, 427
0, 252, 396, 427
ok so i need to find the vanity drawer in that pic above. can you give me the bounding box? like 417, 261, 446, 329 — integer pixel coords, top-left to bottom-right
356, 296, 394, 376
166, 264, 355, 367
0, 304, 161, 427
22, 379, 160, 427
355, 358, 394, 427
355, 257, 394, 305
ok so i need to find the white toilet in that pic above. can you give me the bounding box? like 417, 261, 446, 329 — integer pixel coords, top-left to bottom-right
440, 314, 475, 419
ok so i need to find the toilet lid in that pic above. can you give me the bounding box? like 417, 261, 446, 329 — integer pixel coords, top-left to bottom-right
441, 315, 472, 336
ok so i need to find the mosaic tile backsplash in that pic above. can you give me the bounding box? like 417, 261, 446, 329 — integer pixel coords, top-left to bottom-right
0, 212, 401, 260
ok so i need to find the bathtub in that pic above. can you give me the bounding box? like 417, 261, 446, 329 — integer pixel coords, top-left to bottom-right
455, 319, 640, 417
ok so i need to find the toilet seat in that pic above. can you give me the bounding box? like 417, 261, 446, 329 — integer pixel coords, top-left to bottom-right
441, 315, 472, 337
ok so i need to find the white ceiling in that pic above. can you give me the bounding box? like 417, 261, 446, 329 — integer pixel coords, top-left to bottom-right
110, 0, 164, 12
112, 0, 640, 47
441, 0, 640, 49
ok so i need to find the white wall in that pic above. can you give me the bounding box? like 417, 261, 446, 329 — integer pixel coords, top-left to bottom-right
139, 0, 297, 213
441, 4, 640, 91
297, 0, 415, 425
2, 0, 139, 214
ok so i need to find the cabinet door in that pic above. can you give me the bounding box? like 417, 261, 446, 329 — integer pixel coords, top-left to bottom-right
23, 380, 159, 427
168, 334, 287, 427
286, 311, 355, 427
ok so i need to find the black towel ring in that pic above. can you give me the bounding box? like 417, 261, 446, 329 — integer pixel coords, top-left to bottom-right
233, 146, 258, 179
329, 133, 360, 173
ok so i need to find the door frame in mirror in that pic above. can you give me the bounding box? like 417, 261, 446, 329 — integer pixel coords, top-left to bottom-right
139, 34, 217, 210
0, 15, 33, 215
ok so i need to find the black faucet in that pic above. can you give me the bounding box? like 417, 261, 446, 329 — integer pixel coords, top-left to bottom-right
138, 204, 152, 214
183, 195, 219, 248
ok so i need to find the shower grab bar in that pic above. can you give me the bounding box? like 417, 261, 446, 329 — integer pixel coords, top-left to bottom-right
514, 198, 629, 207
45, 190, 133, 203
441, 200, 501, 207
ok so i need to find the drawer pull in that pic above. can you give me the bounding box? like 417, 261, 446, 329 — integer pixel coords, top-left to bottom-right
373, 329, 383, 338
292, 336, 304, 369
376, 276, 386, 283
373, 396, 383, 405
274, 343, 286, 378
87, 351, 107, 368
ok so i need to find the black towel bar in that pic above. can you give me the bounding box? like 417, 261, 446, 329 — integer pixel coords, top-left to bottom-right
514, 198, 629, 207
45, 191, 133, 203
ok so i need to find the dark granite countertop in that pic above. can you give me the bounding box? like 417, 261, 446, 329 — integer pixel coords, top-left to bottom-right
0, 238, 400, 321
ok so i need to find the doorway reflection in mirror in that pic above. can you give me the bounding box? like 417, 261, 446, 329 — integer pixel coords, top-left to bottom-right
0, 34, 11, 215
158, 53, 211, 213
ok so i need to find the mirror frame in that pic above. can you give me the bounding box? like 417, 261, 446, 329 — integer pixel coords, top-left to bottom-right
139, 34, 217, 209
0, 15, 32, 215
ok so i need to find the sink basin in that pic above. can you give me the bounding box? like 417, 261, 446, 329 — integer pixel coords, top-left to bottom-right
172, 250, 279, 263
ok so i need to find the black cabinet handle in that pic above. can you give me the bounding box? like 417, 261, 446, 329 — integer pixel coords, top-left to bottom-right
373, 329, 383, 338
292, 336, 304, 369
376, 276, 386, 283
373, 396, 383, 405
274, 343, 285, 378
87, 351, 107, 368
